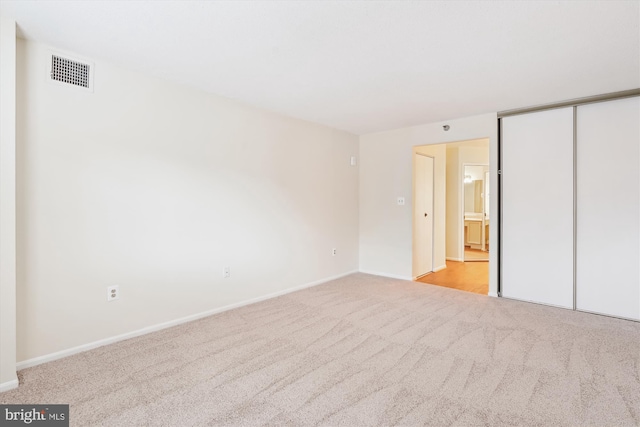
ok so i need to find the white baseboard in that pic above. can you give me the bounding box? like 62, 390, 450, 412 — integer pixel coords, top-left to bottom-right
359, 270, 413, 281
488, 292, 499, 297
433, 264, 447, 272
0, 378, 19, 393
16, 270, 358, 371
446, 257, 464, 262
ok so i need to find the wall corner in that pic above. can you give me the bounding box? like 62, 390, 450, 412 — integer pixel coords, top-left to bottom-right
0, 15, 19, 388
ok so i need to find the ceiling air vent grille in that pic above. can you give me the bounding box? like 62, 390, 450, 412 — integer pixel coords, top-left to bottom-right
50, 55, 91, 89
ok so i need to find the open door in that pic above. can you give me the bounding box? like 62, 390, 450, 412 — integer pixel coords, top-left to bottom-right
414, 154, 434, 277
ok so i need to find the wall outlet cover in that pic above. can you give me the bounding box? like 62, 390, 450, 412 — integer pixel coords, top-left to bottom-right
107, 285, 120, 302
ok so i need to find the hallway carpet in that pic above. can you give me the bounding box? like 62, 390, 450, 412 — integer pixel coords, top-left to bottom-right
2, 273, 640, 426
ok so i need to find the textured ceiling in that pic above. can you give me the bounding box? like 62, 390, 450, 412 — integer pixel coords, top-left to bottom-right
1, 1, 639, 135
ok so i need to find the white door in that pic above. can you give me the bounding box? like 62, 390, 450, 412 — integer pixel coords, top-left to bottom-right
415, 154, 434, 276
501, 107, 574, 308
576, 96, 640, 320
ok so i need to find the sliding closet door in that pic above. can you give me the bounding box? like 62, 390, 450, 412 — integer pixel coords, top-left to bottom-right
576, 97, 640, 320
501, 107, 574, 308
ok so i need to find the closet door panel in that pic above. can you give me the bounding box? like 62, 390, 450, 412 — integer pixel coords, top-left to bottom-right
501, 107, 574, 308
576, 97, 640, 320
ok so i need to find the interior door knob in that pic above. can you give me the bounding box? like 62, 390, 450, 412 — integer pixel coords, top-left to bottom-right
424, 213, 428, 217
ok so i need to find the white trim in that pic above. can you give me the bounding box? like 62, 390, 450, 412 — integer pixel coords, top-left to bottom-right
488, 292, 498, 297
576, 308, 640, 324
360, 270, 413, 281
433, 264, 447, 272
446, 257, 464, 262
501, 295, 572, 311
0, 379, 18, 393
16, 270, 358, 370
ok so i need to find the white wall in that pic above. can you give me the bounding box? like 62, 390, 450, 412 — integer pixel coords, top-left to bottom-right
16, 39, 359, 364
0, 15, 18, 391
359, 113, 498, 295
445, 146, 459, 260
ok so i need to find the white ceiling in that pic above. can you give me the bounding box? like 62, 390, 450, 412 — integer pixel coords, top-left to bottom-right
1, 1, 639, 135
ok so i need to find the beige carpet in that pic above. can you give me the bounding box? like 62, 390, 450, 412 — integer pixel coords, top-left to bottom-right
2, 273, 640, 426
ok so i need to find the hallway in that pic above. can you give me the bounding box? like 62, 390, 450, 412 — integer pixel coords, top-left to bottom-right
417, 261, 488, 295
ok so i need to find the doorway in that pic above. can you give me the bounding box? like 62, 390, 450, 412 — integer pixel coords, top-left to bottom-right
463, 164, 489, 262
413, 138, 490, 295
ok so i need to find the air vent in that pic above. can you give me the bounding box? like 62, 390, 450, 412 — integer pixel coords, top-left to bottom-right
50, 54, 92, 90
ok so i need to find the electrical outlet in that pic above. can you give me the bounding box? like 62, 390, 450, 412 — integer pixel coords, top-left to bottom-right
350, 156, 357, 166
223, 266, 230, 278
107, 285, 119, 302
332, 248, 337, 256
397, 197, 405, 206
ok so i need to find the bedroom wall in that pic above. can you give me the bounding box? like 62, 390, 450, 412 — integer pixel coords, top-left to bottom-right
15, 39, 359, 364
0, 15, 18, 391
359, 113, 498, 295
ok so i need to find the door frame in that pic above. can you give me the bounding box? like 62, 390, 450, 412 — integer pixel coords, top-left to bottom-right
460, 163, 489, 261
412, 152, 435, 279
